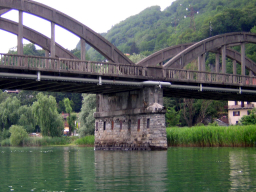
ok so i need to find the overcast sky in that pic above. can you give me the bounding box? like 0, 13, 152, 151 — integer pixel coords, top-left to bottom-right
0, 0, 175, 53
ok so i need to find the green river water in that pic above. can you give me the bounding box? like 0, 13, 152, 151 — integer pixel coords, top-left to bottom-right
0, 147, 255, 192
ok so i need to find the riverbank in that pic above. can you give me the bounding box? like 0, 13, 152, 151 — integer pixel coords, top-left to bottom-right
166, 125, 256, 147
1, 125, 256, 147
0, 135, 95, 147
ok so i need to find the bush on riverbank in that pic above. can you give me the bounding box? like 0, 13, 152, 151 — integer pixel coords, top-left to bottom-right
9, 125, 28, 146
1, 139, 11, 146
74, 135, 94, 146
166, 125, 256, 147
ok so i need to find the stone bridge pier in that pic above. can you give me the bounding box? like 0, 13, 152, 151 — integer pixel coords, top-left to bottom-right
94, 87, 167, 151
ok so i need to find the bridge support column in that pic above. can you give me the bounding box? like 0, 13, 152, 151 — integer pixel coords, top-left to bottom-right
94, 87, 167, 151
221, 45, 226, 73
45, 50, 49, 68
215, 53, 220, 73
51, 22, 55, 58
241, 43, 246, 84
81, 38, 86, 61
233, 60, 237, 75
18, 11, 23, 55
241, 43, 246, 76
198, 54, 205, 81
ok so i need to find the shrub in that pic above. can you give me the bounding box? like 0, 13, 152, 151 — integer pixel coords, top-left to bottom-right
1, 139, 11, 146
9, 125, 28, 146
74, 135, 94, 145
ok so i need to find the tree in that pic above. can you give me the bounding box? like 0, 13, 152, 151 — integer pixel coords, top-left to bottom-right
128, 53, 146, 63
0, 97, 20, 130
166, 107, 180, 127
17, 105, 36, 133
64, 98, 77, 136
32, 93, 63, 137
9, 125, 28, 146
181, 98, 196, 127
79, 94, 96, 136
240, 108, 256, 125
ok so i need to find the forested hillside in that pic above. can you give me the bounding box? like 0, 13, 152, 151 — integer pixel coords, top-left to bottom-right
85, 0, 256, 62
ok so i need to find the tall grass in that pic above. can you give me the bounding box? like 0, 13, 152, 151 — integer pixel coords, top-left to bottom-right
166, 125, 256, 147
74, 135, 94, 146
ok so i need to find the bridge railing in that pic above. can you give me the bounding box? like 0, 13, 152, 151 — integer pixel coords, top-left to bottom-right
163, 68, 256, 86
0, 54, 145, 76
0, 54, 256, 87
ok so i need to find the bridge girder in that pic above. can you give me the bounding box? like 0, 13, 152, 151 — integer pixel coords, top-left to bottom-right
0, 0, 134, 64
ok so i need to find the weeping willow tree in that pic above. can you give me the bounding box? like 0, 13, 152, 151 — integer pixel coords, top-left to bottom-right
79, 94, 96, 136
32, 93, 63, 137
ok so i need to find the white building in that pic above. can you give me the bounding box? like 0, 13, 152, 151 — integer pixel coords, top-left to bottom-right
228, 101, 256, 125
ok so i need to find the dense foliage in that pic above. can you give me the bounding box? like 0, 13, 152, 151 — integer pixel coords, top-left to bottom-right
240, 108, 256, 125
9, 125, 28, 146
79, 94, 96, 136
84, 0, 256, 63
32, 93, 63, 137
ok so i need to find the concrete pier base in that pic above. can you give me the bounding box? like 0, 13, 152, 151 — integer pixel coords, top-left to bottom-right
94, 87, 167, 151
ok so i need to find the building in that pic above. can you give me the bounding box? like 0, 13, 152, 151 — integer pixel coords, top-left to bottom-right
228, 101, 256, 125
4, 90, 20, 94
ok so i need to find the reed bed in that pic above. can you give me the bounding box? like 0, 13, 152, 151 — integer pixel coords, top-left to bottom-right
74, 135, 94, 146
166, 125, 256, 147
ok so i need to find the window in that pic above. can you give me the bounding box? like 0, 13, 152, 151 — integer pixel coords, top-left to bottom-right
241, 101, 244, 108
96, 122, 98, 131
137, 119, 140, 131
111, 120, 114, 130
147, 118, 150, 128
103, 122, 106, 131
233, 111, 240, 116
234, 101, 238, 105
128, 119, 131, 131
120, 120, 122, 131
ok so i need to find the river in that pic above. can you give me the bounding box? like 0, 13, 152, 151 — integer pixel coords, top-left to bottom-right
0, 147, 255, 191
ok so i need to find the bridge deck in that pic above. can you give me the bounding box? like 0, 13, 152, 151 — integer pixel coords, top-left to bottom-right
0, 54, 256, 101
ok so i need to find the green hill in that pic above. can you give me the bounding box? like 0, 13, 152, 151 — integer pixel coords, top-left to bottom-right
83, 0, 256, 62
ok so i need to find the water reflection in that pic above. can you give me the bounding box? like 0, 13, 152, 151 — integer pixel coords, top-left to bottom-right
0, 147, 256, 191
95, 150, 168, 191
229, 149, 255, 191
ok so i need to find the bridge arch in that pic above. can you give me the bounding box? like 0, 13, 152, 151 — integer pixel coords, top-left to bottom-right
0, 18, 77, 59
163, 32, 256, 73
137, 41, 256, 74
136, 43, 193, 67
0, 0, 133, 64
